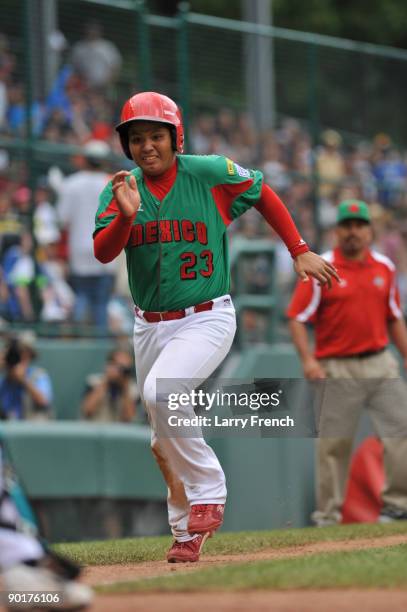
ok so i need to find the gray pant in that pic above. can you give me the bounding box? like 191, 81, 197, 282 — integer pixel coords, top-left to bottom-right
313, 349, 407, 525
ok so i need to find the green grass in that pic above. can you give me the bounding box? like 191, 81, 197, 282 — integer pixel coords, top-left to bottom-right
98, 544, 407, 593
53, 522, 407, 566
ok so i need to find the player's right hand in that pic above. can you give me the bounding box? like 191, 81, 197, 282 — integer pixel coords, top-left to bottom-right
112, 171, 141, 217
302, 356, 326, 380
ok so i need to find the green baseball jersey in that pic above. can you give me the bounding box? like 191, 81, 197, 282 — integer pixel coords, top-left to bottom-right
95, 154, 263, 311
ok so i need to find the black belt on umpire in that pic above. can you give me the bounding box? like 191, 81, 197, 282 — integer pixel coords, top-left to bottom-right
336, 347, 387, 359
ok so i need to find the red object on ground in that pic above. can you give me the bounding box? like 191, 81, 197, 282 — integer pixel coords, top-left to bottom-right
341, 436, 385, 523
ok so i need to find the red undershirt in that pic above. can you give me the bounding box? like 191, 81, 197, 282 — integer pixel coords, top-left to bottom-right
94, 159, 309, 263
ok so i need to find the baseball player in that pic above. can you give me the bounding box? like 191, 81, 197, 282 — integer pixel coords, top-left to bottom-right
0, 441, 93, 609
93, 91, 339, 562
287, 200, 407, 526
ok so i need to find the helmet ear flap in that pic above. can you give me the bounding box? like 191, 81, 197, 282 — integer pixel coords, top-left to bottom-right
170, 127, 177, 152
119, 131, 133, 160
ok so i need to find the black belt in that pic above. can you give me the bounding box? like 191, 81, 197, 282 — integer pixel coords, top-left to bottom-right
339, 347, 387, 359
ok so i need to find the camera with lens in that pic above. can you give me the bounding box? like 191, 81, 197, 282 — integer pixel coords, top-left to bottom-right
118, 365, 132, 377
4, 339, 22, 369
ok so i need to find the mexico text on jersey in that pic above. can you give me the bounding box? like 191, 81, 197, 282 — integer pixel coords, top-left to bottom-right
94, 155, 263, 311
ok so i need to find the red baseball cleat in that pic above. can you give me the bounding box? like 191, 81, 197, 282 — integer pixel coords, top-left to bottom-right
167, 533, 210, 563
187, 503, 225, 535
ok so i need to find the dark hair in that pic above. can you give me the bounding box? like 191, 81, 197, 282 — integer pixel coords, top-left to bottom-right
106, 348, 132, 363
4, 339, 22, 368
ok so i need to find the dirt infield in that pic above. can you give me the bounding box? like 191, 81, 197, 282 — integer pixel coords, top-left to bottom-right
84, 534, 407, 611
92, 590, 407, 612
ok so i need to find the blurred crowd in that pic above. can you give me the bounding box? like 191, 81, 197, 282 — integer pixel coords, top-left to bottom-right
0, 23, 407, 339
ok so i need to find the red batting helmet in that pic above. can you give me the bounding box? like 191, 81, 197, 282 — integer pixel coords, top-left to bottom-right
115, 91, 184, 159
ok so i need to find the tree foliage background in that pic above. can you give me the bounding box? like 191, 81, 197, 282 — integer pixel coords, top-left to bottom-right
150, 0, 407, 49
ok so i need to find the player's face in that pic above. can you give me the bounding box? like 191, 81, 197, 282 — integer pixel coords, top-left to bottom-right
336, 219, 372, 258
127, 121, 175, 176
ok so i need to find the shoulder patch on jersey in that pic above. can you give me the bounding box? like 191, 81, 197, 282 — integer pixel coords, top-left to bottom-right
370, 250, 396, 271
234, 163, 250, 178
226, 158, 235, 175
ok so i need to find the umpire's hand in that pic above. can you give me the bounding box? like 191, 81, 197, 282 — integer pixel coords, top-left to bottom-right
302, 356, 326, 380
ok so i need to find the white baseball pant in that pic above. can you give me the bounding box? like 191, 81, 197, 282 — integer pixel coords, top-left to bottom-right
133, 294, 236, 541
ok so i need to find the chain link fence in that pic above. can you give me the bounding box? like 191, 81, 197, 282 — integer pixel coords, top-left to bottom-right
1, 0, 407, 335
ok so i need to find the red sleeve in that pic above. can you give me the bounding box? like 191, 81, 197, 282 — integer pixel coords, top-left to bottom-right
387, 268, 403, 321
286, 278, 320, 323
255, 183, 309, 258
93, 212, 136, 263
211, 180, 254, 226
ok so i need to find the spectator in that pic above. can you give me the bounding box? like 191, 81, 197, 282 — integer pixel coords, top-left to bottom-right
0, 33, 16, 84
0, 331, 53, 420
0, 78, 7, 131
315, 129, 346, 201
38, 238, 75, 323
81, 348, 138, 422
190, 113, 216, 154
33, 179, 60, 248
70, 22, 122, 90
237, 112, 258, 151
291, 132, 313, 178
57, 140, 117, 330
348, 142, 377, 203
373, 148, 407, 209
1, 232, 37, 322
12, 185, 32, 229
261, 138, 291, 194
0, 193, 23, 258
6, 82, 44, 136
217, 107, 236, 143
42, 108, 73, 143
275, 117, 304, 167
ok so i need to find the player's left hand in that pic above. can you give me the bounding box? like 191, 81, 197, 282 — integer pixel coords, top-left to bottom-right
294, 251, 340, 289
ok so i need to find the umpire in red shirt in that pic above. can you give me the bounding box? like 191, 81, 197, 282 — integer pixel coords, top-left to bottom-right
287, 200, 407, 525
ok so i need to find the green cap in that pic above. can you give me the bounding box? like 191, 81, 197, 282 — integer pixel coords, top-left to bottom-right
337, 200, 371, 224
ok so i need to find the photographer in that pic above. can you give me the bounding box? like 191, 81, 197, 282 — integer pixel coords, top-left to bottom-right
0, 332, 53, 420
81, 348, 138, 422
